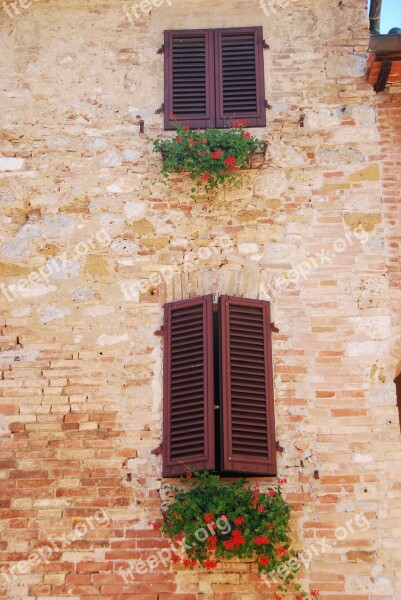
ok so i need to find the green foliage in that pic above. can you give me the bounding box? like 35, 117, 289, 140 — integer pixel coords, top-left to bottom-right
162, 471, 318, 599
152, 121, 264, 198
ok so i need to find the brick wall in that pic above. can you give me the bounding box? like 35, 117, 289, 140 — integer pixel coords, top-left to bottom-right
0, 0, 401, 598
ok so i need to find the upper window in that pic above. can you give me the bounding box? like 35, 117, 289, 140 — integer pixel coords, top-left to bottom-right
162, 295, 276, 477
163, 27, 266, 130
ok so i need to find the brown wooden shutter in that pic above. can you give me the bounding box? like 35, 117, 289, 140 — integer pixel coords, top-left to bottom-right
163, 295, 215, 476
220, 296, 276, 475
164, 30, 216, 130
214, 27, 266, 128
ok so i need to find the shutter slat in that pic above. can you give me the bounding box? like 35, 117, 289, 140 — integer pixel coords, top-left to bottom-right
215, 27, 266, 128
164, 30, 215, 130
220, 296, 276, 475
163, 295, 215, 476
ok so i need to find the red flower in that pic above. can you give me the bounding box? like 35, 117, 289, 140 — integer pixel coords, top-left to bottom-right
234, 516, 244, 526
183, 125, 190, 130
242, 131, 251, 139
188, 138, 195, 145
253, 535, 270, 546
153, 522, 162, 530
277, 477, 287, 484
276, 545, 289, 557
232, 120, 240, 127
183, 558, 197, 568
268, 489, 276, 496
203, 513, 214, 523
203, 558, 218, 569
229, 165, 237, 172
257, 505, 265, 512
147, 520, 153, 526
172, 555, 180, 563
259, 555, 270, 566
207, 535, 217, 548
185, 472, 192, 479
208, 522, 217, 529
202, 173, 211, 181
310, 592, 320, 598
231, 530, 245, 546
251, 491, 259, 506
175, 136, 183, 142
224, 539, 235, 550
199, 138, 207, 144
169, 113, 175, 119
274, 596, 283, 600
175, 533, 183, 541
240, 120, 248, 126
211, 149, 223, 159
221, 170, 229, 176
224, 156, 236, 166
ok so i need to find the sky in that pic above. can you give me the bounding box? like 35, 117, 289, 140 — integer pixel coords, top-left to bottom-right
368, 0, 401, 33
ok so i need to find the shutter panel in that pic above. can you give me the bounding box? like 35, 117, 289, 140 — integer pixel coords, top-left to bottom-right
163, 295, 215, 476
164, 30, 216, 130
220, 296, 276, 475
214, 27, 266, 128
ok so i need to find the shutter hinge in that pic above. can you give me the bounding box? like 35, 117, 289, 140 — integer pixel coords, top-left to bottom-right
271, 322, 279, 333
263, 40, 270, 49
155, 103, 165, 115
151, 444, 162, 456
157, 44, 165, 54
276, 441, 284, 453
264, 99, 272, 110
154, 326, 164, 336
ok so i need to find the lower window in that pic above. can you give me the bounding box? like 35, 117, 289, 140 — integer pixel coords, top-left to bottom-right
162, 295, 276, 477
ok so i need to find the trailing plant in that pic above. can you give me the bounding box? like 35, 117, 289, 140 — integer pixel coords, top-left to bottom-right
152, 120, 265, 198
161, 471, 319, 599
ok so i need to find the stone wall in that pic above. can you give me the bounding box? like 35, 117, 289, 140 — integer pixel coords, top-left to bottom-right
0, 0, 401, 598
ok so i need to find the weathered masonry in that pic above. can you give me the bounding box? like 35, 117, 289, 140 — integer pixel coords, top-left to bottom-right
1, 0, 401, 598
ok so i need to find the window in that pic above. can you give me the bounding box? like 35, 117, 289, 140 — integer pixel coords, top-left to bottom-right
162, 295, 276, 477
163, 27, 266, 130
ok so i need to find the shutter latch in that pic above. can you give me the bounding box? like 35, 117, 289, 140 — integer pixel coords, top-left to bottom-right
214, 405, 220, 410
154, 326, 164, 336
263, 40, 270, 49
264, 100, 272, 110
157, 44, 165, 54
155, 103, 165, 114
271, 322, 279, 333
276, 441, 284, 453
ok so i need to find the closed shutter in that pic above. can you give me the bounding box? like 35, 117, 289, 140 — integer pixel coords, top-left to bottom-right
214, 27, 266, 128
220, 296, 276, 475
163, 295, 215, 476
164, 30, 216, 130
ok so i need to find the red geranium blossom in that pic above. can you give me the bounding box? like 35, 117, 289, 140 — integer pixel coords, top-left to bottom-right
183, 125, 190, 130
223, 539, 235, 551
310, 591, 320, 598
229, 165, 236, 172
185, 472, 192, 479
224, 156, 236, 166
188, 138, 195, 145
234, 516, 244, 526
257, 505, 265, 512
277, 477, 287, 484
199, 138, 207, 143
175, 136, 183, 142
268, 489, 276, 496
211, 149, 223, 159
203, 513, 214, 523
172, 555, 180, 563
202, 173, 211, 181
169, 112, 175, 119
242, 131, 251, 139
153, 522, 162, 530
276, 545, 289, 557
253, 535, 270, 546
183, 558, 197, 568
259, 555, 270, 566
203, 558, 218, 569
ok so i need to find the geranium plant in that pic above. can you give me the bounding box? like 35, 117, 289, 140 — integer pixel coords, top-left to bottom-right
152, 120, 265, 198
161, 471, 319, 599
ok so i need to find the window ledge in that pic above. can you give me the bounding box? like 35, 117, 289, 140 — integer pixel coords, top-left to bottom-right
367, 35, 401, 92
